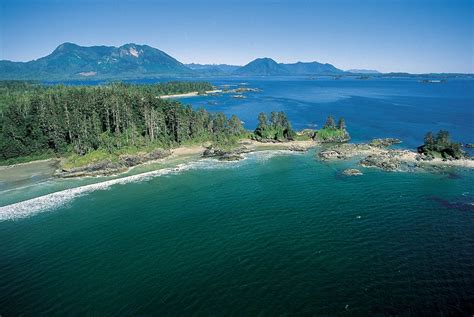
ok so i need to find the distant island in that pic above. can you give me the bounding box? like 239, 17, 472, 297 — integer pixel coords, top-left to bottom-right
347, 69, 381, 74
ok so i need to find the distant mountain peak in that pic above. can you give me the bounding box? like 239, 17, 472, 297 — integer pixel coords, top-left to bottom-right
0, 42, 193, 80
233, 57, 290, 76
233, 58, 343, 76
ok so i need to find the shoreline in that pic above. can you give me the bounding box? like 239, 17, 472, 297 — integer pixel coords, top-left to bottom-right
2, 138, 473, 185
0, 139, 315, 184
158, 90, 222, 99
55, 139, 315, 178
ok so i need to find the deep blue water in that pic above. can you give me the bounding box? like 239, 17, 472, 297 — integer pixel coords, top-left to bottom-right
1, 77, 474, 315
180, 77, 474, 150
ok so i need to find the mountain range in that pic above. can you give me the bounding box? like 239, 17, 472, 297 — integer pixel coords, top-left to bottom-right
0, 43, 355, 80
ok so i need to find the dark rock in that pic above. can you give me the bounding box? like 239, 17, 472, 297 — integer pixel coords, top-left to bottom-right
202, 147, 226, 158
120, 155, 143, 167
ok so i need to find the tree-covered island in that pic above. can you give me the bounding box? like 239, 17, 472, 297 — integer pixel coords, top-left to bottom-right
418, 130, 466, 160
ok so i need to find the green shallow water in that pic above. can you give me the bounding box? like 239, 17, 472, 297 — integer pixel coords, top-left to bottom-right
1, 151, 474, 315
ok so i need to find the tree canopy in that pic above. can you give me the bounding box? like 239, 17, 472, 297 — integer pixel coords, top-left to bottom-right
419, 130, 464, 159
0, 81, 241, 161
254, 111, 295, 141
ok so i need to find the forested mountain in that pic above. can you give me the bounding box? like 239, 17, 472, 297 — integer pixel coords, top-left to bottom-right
282, 62, 344, 75
0, 81, 246, 161
1, 43, 346, 79
233, 58, 344, 76
233, 58, 290, 76
0, 43, 194, 80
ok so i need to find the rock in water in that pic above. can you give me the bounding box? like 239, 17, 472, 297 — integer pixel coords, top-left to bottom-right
342, 168, 363, 176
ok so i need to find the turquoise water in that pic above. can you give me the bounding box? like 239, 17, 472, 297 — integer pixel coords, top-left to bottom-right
1, 78, 474, 315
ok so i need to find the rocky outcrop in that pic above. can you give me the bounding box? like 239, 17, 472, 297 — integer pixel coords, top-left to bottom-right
318, 143, 374, 160
359, 153, 402, 171
119, 149, 171, 167
369, 138, 402, 147
317, 141, 418, 172
202, 145, 251, 161
56, 149, 171, 178
55, 161, 124, 178
318, 150, 347, 160
342, 168, 363, 176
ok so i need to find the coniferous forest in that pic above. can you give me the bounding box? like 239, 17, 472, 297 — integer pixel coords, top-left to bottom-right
0, 81, 245, 162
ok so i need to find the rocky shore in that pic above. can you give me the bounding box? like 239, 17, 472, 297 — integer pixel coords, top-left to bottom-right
202, 139, 314, 161
53, 139, 316, 178
317, 138, 474, 172
22, 137, 474, 179
55, 149, 171, 178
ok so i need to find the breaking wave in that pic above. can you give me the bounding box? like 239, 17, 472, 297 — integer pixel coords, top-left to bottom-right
0, 150, 302, 221
0, 160, 219, 221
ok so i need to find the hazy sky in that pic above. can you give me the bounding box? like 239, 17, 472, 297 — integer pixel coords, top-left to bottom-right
1, 0, 472, 73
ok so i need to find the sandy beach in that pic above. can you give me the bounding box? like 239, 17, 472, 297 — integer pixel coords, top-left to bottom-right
158, 90, 222, 99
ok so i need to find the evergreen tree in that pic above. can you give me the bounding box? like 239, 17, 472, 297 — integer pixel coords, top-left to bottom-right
436, 130, 450, 146
337, 117, 346, 130
0, 81, 243, 161
424, 132, 435, 147
270, 111, 278, 127
324, 115, 336, 129
228, 115, 243, 135
257, 112, 268, 130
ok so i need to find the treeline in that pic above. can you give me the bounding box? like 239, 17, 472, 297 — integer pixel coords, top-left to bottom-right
253, 111, 295, 141
0, 82, 241, 161
128, 81, 214, 95
322, 115, 346, 130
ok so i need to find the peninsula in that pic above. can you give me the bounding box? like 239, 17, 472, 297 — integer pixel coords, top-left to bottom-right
0, 80, 472, 178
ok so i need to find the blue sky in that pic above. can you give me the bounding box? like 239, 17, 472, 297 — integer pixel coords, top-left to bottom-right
0, 0, 472, 73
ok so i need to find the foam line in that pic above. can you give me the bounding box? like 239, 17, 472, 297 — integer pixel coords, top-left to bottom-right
0, 150, 301, 221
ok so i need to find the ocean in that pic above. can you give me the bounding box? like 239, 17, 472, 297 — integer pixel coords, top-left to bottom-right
1, 77, 473, 315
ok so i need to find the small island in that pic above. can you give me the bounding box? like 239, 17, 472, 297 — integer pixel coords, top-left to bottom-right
318, 131, 472, 172
313, 116, 350, 143
417, 130, 465, 160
